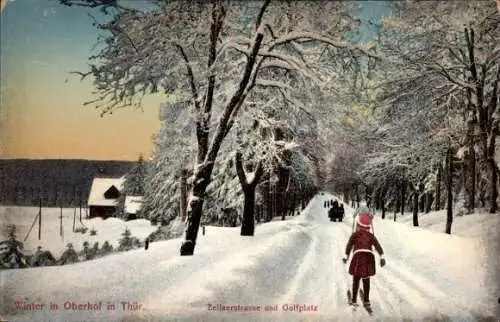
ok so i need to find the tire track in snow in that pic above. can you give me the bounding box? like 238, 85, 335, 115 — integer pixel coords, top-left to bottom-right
317, 224, 345, 314
366, 272, 393, 316
306, 204, 350, 313
371, 271, 403, 317
277, 221, 318, 305
333, 223, 351, 310
376, 263, 438, 317
383, 259, 478, 319
129, 224, 299, 307
385, 260, 447, 299
142, 225, 304, 313
171, 223, 315, 308
292, 222, 342, 315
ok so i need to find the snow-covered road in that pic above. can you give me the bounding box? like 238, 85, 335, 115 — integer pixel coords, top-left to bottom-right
1, 194, 498, 321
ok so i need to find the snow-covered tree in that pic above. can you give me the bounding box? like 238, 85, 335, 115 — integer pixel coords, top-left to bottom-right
117, 228, 142, 252
124, 154, 147, 196
379, 1, 500, 215
332, 0, 500, 232
61, 0, 384, 255
141, 102, 195, 225
0, 225, 27, 269
116, 154, 148, 218
118, 228, 133, 252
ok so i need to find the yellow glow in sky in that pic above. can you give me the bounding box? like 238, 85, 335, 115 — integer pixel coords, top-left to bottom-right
0, 1, 165, 161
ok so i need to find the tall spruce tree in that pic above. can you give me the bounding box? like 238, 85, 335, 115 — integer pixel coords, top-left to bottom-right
0, 225, 27, 269
124, 154, 147, 196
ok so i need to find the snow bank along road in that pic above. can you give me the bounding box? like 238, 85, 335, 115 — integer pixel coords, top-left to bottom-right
1, 194, 497, 322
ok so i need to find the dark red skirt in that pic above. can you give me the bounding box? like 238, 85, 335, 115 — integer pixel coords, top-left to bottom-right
349, 252, 376, 278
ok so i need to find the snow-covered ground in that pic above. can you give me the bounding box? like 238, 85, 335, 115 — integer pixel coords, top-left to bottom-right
1, 194, 499, 321
394, 207, 500, 239
0, 206, 157, 257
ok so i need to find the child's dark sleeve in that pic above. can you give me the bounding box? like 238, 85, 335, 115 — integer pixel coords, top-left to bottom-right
372, 234, 384, 257
344, 234, 355, 259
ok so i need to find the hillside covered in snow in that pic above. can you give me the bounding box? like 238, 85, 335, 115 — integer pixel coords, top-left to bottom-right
1, 194, 499, 321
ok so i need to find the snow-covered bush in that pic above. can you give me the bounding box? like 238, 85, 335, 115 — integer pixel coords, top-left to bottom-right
79, 241, 93, 261
29, 246, 56, 267
148, 216, 185, 242
117, 228, 142, 252
74, 226, 88, 234
58, 243, 79, 265
97, 241, 114, 257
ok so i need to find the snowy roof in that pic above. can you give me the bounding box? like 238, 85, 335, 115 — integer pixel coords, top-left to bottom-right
87, 177, 125, 207
124, 196, 143, 214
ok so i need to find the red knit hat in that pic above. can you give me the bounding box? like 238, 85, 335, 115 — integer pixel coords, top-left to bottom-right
357, 213, 372, 229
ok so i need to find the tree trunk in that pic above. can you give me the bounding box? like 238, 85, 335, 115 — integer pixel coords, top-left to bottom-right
435, 161, 442, 211
446, 145, 453, 234
365, 185, 372, 208
381, 198, 386, 219
343, 189, 349, 205
373, 188, 379, 210
355, 185, 360, 208
265, 180, 272, 222
465, 106, 476, 213
241, 188, 256, 236
180, 168, 188, 221
425, 194, 434, 213
418, 193, 424, 213
488, 124, 498, 213
479, 180, 486, 208
487, 69, 499, 213
235, 152, 264, 236
412, 190, 419, 227
394, 188, 400, 221
400, 182, 406, 216
180, 166, 212, 255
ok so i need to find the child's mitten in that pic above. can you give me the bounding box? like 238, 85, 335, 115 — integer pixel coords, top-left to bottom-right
380, 258, 386, 267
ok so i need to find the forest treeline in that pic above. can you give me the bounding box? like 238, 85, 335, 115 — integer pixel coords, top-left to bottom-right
0, 159, 134, 207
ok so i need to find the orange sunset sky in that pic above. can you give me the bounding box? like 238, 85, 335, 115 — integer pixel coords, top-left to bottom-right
0, 0, 164, 161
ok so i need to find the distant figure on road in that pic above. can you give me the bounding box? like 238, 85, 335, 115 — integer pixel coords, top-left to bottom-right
144, 238, 149, 250
328, 200, 343, 222
342, 212, 385, 310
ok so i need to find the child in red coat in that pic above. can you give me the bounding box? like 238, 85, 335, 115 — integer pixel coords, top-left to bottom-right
342, 211, 385, 308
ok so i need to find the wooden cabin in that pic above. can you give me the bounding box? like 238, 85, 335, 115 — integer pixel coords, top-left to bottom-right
87, 177, 125, 219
